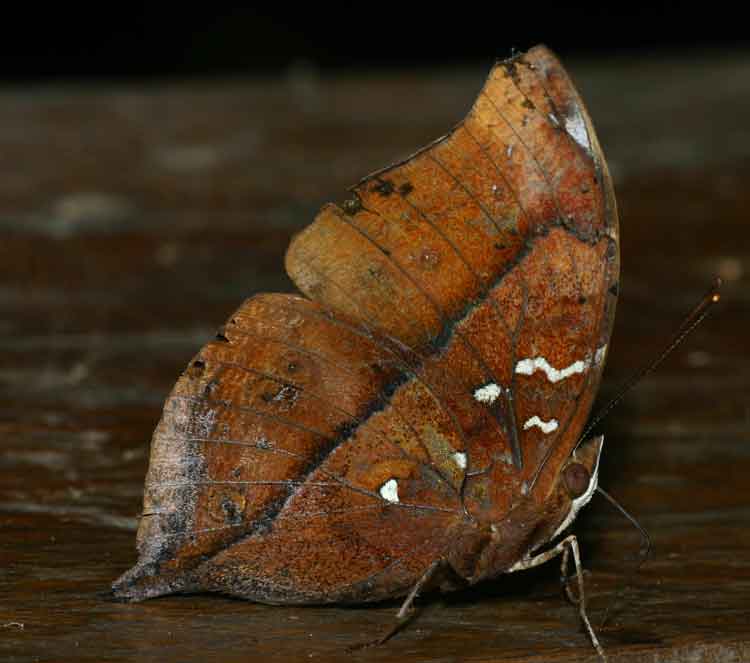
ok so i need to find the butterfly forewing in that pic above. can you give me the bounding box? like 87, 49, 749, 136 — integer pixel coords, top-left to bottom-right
286, 46, 618, 504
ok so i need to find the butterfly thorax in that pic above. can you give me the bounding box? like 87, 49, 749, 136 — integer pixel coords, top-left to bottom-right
445, 492, 565, 585
446, 435, 602, 585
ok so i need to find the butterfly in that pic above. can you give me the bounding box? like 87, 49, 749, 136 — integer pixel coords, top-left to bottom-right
113, 44, 619, 659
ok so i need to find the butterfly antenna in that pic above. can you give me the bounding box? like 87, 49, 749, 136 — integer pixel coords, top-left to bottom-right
595, 487, 651, 627
577, 276, 722, 445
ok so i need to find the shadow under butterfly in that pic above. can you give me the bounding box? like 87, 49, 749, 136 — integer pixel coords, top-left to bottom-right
113, 45, 620, 660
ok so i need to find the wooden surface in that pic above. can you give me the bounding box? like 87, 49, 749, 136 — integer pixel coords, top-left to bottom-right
2, 52, 750, 662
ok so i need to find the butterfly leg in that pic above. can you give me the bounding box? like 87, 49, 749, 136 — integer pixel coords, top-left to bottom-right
511, 535, 606, 662
560, 542, 590, 605
376, 559, 444, 646
559, 537, 605, 661
396, 558, 443, 620
349, 559, 444, 650
560, 543, 573, 599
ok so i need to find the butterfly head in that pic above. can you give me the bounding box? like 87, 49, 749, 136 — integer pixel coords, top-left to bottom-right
549, 435, 604, 541
473, 435, 605, 580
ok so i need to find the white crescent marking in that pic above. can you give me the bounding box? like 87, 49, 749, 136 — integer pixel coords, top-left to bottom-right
523, 416, 559, 434
515, 346, 607, 384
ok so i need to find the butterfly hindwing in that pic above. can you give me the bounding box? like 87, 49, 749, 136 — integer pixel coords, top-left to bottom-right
114, 294, 463, 601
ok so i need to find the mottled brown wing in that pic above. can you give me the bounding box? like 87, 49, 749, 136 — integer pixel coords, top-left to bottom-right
285, 45, 618, 518
114, 45, 619, 604
113, 293, 464, 603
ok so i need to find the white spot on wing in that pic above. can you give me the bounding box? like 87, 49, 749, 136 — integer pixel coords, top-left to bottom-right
516, 346, 608, 385
379, 479, 399, 504
564, 107, 591, 154
452, 452, 467, 469
474, 382, 502, 404
523, 416, 559, 434
594, 344, 608, 365
515, 356, 587, 383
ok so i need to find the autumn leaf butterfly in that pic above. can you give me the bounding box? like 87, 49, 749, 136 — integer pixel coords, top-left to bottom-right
114, 45, 621, 660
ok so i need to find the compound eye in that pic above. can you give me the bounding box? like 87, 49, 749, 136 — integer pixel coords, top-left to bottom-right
563, 462, 591, 499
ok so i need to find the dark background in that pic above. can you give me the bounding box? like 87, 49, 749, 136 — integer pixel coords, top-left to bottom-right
1, 4, 744, 81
